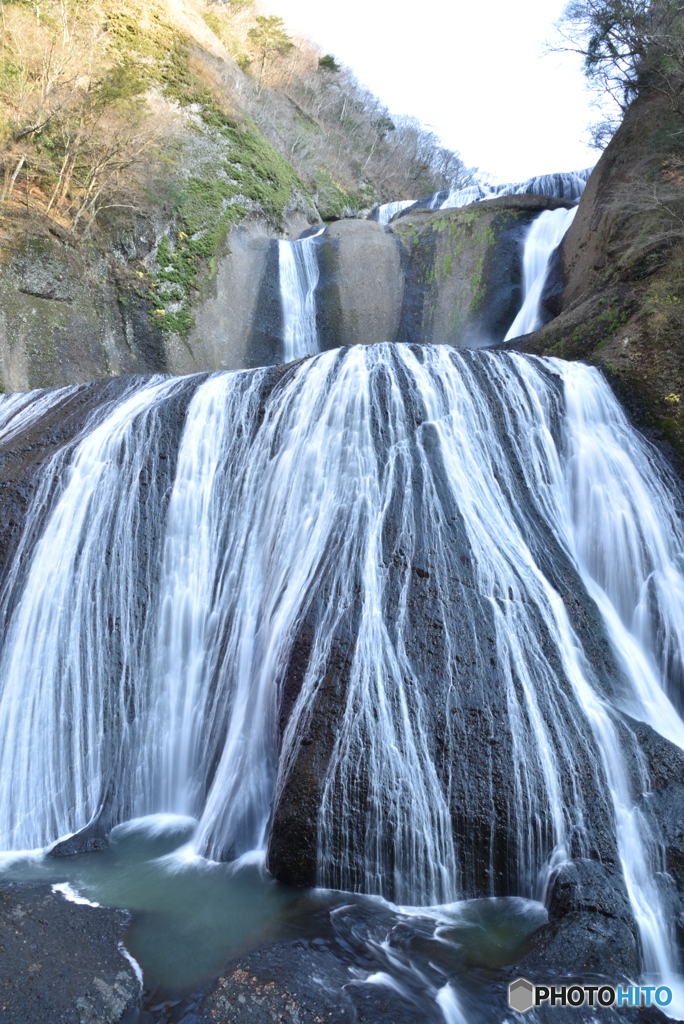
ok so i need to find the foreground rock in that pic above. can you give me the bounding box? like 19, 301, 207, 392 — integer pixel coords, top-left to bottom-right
182, 892, 667, 1024
0, 881, 145, 1024
194, 947, 424, 1024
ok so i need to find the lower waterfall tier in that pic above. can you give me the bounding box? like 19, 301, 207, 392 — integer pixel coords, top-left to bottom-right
0, 344, 684, 1010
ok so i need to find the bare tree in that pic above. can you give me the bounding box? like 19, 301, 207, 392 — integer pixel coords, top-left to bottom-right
0, 0, 162, 233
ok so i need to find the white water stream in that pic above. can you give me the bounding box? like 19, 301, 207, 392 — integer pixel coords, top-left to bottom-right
369, 167, 591, 223
278, 231, 323, 361
370, 199, 416, 224
435, 168, 591, 211
504, 206, 578, 340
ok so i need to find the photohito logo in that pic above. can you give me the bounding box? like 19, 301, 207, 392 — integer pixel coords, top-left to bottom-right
508, 978, 673, 1012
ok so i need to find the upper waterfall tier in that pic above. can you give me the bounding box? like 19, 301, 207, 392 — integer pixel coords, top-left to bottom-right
368, 200, 416, 225
0, 167, 591, 392
369, 167, 592, 225
278, 231, 324, 362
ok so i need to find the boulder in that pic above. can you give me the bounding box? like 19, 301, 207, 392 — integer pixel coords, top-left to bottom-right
316, 219, 404, 349
520, 858, 639, 979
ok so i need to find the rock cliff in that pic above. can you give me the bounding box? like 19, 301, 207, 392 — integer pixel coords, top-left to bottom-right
513, 91, 684, 461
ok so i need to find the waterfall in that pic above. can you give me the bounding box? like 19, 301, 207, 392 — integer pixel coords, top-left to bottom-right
369, 200, 416, 224
440, 168, 591, 209
368, 169, 592, 229
503, 206, 577, 341
406, 168, 592, 215
278, 231, 323, 361
0, 384, 82, 445
1, 346, 684, 1008
0, 377, 185, 851
142, 370, 271, 839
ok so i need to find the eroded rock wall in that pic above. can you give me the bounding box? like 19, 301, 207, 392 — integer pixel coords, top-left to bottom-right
316, 220, 404, 348
0, 211, 314, 391
513, 91, 684, 463
1, 192, 580, 392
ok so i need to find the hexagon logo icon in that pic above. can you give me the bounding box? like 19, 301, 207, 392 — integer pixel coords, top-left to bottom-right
509, 978, 535, 1013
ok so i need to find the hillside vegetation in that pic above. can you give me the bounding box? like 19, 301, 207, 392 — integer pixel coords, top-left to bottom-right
0, 0, 476, 238
0, 0, 479, 340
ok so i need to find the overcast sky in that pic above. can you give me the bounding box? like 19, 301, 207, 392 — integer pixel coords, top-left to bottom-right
266, 0, 598, 185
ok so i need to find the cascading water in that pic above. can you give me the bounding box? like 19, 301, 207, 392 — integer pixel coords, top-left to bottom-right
0, 376, 185, 851
1, 345, 684, 1014
504, 206, 578, 340
369, 168, 592, 224
278, 230, 323, 361
369, 199, 416, 224
410, 168, 592, 214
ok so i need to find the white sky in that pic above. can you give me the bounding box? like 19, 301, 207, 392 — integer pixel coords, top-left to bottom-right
266, 0, 598, 185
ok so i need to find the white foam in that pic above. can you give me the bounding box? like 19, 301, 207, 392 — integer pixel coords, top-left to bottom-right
436, 983, 468, 1024
51, 881, 100, 908
111, 813, 197, 840
118, 943, 144, 988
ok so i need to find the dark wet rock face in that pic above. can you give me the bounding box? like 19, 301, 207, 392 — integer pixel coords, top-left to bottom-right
523, 858, 639, 979
0, 351, 681, 1017
48, 783, 119, 857
0, 378, 134, 598
625, 719, 684, 913
0, 881, 145, 1024
4, 356, 629, 923
539, 239, 565, 324
0, 375, 199, 623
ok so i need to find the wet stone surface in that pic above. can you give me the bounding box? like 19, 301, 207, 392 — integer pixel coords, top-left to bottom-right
0, 881, 144, 1024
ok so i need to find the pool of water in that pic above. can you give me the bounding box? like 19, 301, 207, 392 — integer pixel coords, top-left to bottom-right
0, 815, 548, 1017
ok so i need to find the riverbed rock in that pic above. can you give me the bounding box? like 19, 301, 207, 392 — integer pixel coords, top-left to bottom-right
180, 890, 662, 1024
521, 858, 640, 980
0, 881, 145, 1024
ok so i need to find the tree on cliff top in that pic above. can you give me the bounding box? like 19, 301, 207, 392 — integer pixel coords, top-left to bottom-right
318, 54, 340, 73
558, 0, 684, 142
248, 15, 293, 92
